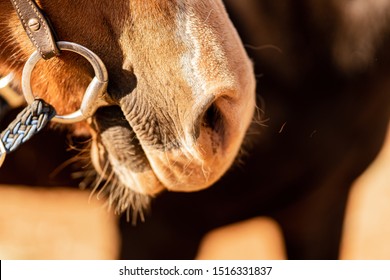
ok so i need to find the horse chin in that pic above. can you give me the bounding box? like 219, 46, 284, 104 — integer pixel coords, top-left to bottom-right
89, 138, 153, 219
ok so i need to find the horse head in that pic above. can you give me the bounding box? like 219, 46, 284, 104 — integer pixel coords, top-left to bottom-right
0, 0, 256, 215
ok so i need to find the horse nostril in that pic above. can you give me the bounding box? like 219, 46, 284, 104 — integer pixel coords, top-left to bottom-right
201, 101, 224, 134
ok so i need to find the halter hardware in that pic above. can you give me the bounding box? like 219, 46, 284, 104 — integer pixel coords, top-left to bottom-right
22, 41, 110, 123
0, 0, 112, 166
10, 0, 111, 123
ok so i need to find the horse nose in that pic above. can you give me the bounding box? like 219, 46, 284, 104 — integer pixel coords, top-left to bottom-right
198, 99, 224, 138
190, 90, 236, 158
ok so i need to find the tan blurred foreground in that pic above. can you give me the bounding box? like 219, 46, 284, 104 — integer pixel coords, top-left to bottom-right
340, 124, 390, 259
196, 217, 286, 259
0, 186, 119, 259
1, 124, 390, 260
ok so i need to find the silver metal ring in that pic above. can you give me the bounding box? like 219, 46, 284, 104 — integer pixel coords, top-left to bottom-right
22, 41, 110, 123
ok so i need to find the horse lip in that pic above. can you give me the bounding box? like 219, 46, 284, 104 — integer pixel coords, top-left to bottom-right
91, 106, 167, 195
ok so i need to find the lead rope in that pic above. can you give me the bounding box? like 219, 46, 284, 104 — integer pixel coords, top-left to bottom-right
0, 99, 56, 167
0, 0, 60, 167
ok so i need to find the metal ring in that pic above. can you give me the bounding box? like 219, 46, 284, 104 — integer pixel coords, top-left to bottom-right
22, 41, 110, 124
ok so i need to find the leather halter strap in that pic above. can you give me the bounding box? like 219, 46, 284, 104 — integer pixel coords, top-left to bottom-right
9, 0, 60, 59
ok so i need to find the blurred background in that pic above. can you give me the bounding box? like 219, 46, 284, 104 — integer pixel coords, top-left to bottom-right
1, 0, 390, 259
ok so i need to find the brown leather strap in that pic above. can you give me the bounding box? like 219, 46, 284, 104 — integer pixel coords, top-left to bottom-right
10, 0, 60, 59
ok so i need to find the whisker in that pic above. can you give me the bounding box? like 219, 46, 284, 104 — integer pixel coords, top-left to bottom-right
88, 160, 110, 202
97, 169, 115, 200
